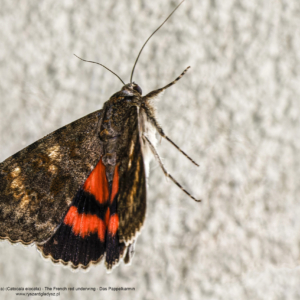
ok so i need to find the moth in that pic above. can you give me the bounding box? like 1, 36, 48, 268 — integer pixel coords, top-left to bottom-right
0, 0, 200, 271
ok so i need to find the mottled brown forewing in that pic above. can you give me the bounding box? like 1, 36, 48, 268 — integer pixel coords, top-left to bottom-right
117, 107, 146, 244
0, 110, 103, 244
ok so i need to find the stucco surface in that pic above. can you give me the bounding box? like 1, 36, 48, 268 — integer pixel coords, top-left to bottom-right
0, 1, 300, 299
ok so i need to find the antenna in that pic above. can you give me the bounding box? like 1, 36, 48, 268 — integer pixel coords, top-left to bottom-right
130, 0, 185, 83
74, 54, 125, 85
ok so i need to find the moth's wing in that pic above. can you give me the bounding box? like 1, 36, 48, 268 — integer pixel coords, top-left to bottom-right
38, 158, 112, 269
39, 106, 146, 270
0, 109, 103, 245
117, 106, 147, 244
105, 106, 147, 269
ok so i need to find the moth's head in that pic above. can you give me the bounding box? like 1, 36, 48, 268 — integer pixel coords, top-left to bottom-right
121, 82, 142, 96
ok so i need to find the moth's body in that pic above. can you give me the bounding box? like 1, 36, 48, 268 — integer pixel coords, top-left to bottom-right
0, 0, 199, 272
0, 68, 195, 271
38, 83, 158, 269
99, 83, 155, 183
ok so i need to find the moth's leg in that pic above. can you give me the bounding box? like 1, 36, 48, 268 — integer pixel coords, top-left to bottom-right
123, 241, 136, 265
143, 134, 201, 202
142, 66, 190, 101
142, 104, 199, 167
141, 66, 198, 166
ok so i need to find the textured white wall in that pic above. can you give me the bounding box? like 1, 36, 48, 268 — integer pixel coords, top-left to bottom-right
0, 0, 300, 299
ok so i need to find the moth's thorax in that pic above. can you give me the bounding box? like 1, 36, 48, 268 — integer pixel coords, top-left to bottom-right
100, 89, 142, 140
99, 86, 144, 181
